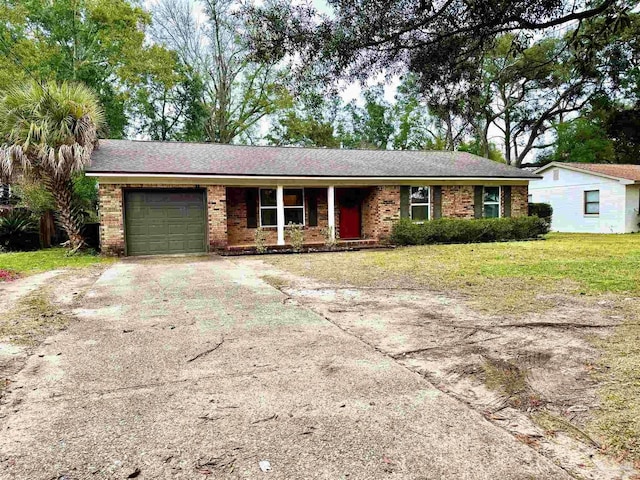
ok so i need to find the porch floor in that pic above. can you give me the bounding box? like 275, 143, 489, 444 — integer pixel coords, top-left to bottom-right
224, 238, 379, 253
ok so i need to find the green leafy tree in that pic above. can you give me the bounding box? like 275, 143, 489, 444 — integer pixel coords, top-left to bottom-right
266, 90, 341, 147
0, 0, 175, 138
245, 0, 619, 90
604, 108, 640, 163
391, 74, 437, 150
336, 85, 394, 149
267, 109, 340, 148
458, 139, 506, 163
132, 61, 209, 141
475, 34, 600, 167
0, 81, 104, 250
543, 118, 615, 164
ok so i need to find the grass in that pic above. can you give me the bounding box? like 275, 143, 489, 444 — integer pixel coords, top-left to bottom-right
483, 358, 528, 397
264, 233, 640, 314
0, 247, 112, 276
483, 357, 543, 410
264, 232, 640, 461
0, 291, 71, 345
533, 411, 601, 448
260, 274, 290, 289
593, 312, 640, 460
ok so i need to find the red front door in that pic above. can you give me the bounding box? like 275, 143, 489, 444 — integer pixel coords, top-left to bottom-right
339, 204, 361, 239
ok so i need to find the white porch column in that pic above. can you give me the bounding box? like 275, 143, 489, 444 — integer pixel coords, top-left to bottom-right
276, 185, 285, 245
327, 186, 336, 240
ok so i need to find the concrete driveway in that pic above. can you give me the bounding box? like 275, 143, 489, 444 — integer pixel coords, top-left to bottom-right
0, 257, 568, 479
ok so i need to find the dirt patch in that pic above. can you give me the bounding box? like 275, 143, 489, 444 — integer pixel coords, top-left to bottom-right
0, 266, 109, 404
242, 257, 639, 480
0, 291, 71, 346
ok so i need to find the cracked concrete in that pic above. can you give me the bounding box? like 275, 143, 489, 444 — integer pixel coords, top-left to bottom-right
1, 256, 569, 479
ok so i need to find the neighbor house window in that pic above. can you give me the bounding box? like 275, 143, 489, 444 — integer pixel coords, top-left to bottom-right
283, 188, 304, 225
584, 190, 600, 215
259, 188, 305, 226
410, 186, 430, 222
483, 186, 501, 218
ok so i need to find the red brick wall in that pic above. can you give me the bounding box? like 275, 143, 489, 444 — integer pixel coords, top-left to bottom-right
98, 183, 227, 255
510, 185, 528, 217
362, 186, 401, 241
98, 184, 125, 256
206, 185, 227, 249
440, 185, 528, 219
98, 182, 530, 254
441, 185, 475, 219
227, 187, 331, 246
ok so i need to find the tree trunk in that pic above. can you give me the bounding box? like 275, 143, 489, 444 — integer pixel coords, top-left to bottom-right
504, 111, 512, 166
45, 176, 85, 251
39, 210, 56, 248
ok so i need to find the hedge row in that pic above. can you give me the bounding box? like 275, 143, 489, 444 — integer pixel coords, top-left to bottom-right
390, 216, 550, 246
528, 202, 553, 223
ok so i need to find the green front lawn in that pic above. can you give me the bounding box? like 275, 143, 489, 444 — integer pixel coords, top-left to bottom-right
265, 232, 640, 460
265, 233, 640, 312
0, 248, 113, 276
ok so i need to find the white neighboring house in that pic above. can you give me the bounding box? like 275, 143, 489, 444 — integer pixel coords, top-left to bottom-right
530, 162, 640, 233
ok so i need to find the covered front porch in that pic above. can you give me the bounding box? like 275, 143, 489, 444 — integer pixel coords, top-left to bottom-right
225, 186, 397, 250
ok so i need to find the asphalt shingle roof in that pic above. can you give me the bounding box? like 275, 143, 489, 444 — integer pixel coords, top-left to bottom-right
87, 139, 539, 179
553, 163, 640, 182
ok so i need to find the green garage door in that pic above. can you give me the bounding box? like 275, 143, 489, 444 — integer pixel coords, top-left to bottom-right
124, 189, 207, 256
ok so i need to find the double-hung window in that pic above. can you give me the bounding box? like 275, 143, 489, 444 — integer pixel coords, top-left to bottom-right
260, 188, 277, 227
410, 186, 430, 222
283, 188, 304, 225
259, 188, 305, 227
584, 190, 600, 215
483, 186, 500, 218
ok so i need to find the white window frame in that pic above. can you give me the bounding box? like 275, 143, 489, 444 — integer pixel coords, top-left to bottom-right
283, 187, 305, 226
410, 186, 430, 223
259, 188, 278, 227
584, 190, 600, 215
483, 186, 501, 218
259, 187, 305, 227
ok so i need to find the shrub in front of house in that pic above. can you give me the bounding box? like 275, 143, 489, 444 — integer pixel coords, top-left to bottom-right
0, 208, 40, 251
390, 216, 549, 246
528, 202, 553, 224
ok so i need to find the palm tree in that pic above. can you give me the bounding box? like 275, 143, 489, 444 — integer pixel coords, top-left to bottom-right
0, 81, 104, 251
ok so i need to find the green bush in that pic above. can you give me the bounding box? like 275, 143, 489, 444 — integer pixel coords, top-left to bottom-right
528, 203, 553, 223
0, 208, 40, 251
390, 216, 549, 246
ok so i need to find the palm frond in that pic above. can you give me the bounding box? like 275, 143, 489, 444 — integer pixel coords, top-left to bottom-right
0, 81, 104, 181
